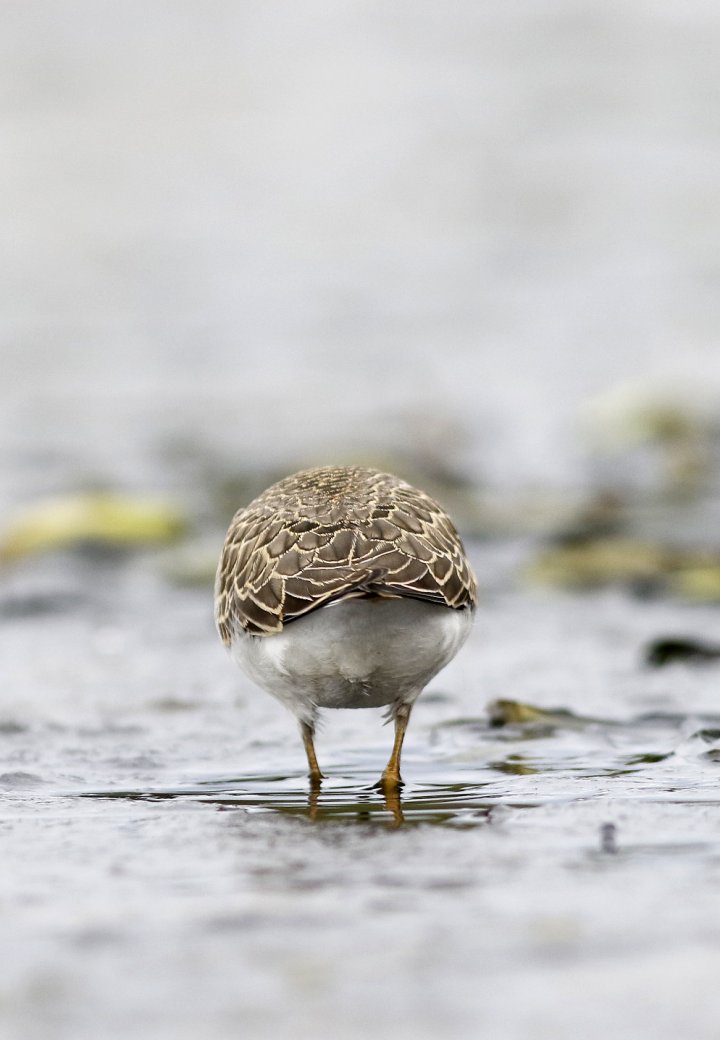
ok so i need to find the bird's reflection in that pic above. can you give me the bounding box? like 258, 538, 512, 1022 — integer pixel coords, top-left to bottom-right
307, 780, 404, 826
382, 786, 404, 826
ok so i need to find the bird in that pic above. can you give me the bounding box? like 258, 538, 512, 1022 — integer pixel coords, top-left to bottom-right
214, 465, 476, 791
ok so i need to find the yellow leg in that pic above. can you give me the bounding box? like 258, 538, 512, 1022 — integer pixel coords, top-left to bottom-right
378, 703, 412, 791
300, 720, 323, 787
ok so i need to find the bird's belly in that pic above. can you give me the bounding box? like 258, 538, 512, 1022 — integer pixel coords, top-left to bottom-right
230, 597, 473, 716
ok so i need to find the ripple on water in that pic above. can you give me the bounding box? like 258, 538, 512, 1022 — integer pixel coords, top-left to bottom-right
76, 778, 492, 828
62, 701, 720, 827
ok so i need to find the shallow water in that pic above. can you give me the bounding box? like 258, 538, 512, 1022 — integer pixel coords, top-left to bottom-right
4, 543, 720, 1039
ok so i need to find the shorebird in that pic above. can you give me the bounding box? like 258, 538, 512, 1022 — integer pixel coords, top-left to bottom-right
214, 466, 476, 791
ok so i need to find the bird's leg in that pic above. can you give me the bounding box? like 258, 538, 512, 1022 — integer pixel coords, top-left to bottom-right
300, 719, 323, 788
377, 702, 412, 792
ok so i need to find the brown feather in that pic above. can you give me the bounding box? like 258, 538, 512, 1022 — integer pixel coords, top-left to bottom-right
214, 466, 477, 640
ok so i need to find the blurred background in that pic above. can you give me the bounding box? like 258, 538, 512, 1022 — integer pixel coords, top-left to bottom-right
4, 6, 720, 1040
3, 0, 720, 520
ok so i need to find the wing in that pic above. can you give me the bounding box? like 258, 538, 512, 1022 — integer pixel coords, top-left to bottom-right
214, 471, 477, 640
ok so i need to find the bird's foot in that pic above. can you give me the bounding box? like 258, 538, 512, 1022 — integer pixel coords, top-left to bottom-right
373, 771, 404, 794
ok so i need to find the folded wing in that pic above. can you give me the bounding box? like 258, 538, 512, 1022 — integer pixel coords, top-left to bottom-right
216, 488, 477, 641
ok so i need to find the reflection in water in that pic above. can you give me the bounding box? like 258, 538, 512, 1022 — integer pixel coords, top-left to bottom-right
488, 754, 539, 776
74, 701, 720, 827
79, 774, 505, 827
308, 783, 403, 825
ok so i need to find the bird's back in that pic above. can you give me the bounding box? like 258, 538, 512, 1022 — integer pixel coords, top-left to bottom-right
214, 465, 477, 641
